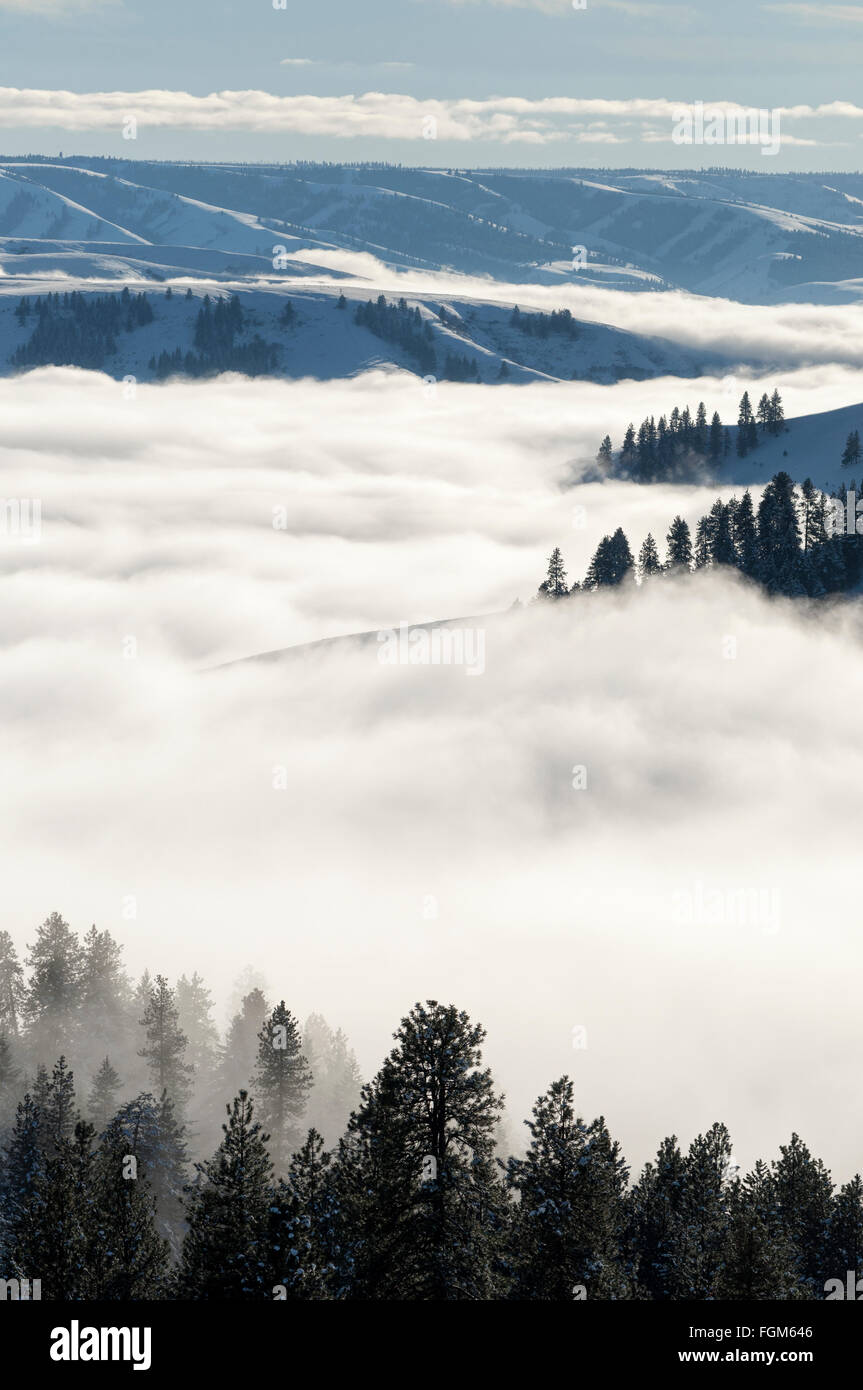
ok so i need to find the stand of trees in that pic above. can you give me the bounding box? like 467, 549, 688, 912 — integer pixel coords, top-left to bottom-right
355, 294, 436, 376
540, 472, 860, 600
11, 289, 154, 370
0, 931, 860, 1300
149, 293, 279, 379
597, 391, 786, 482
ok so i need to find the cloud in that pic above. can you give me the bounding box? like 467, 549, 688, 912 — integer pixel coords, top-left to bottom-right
763, 3, 863, 23
0, 0, 113, 10
280, 59, 315, 67
2, 366, 863, 1174
0, 88, 860, 143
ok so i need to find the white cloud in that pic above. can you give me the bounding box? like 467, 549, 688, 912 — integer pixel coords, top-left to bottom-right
0, 88, 859, 142
763, 3, 863, 23
2, 366, 863, 1174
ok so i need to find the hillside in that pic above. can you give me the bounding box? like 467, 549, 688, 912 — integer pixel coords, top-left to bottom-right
4, 159, 863, 303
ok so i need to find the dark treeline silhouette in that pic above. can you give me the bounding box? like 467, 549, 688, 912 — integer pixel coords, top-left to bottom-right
355, 294, 437, 376
540, 472, 863, 601
509, 304, 579, 341
11, 288, 154, 370
0, 916, 861, 1299
597, 390, 786, 483
149, 292, 279, 379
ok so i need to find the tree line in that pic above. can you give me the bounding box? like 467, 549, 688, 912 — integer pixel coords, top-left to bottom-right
539, 472, 863, 601
596, 391, 786, 483
0, 917, 860, 1299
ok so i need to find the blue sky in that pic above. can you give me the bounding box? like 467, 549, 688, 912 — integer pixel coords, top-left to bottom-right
2, 0, 863, 167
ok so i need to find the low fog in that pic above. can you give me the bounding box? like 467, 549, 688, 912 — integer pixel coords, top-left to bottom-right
2, 367, 862, 1177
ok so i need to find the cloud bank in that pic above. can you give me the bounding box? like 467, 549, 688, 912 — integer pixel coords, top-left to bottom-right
2, 369, 863, 1177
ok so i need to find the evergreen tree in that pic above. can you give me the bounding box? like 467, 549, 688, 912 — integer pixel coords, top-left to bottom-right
330, 1001, 507, 1299
87, 1057, 122, 1134
0, 931, 25, 1038
176, 1091, 274, 1299
138, 975, 193, 1117
841, 430, 861, 470
540, 547, 569, 599
113, 1091, 188, 1256
637, 533, 662, 581
250, 1001, 312, 1174
665, 516, 693, 571
736, 392, 758, 456
717, 1163, 803, 1300
24, 912, 82, 1063
86, 1116, 170, 1299
506, 1077, 629, 1299
218, 987, 268, 1105
269, 1128, 339, 1299
708, 411, 723, 461
596, 435, 613, 470
771, 1133, 833, 1295
732, 489, 759, 577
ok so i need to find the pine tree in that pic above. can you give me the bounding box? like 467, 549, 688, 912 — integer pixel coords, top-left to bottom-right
269, 1128, 339, 1299
85, 1116, 170, 1299
771, 1133, 833, 1295
303, 1014, 363, 1148
0, 1032, 21, 1131
218, 987, 268, 1105
717, 1163, 804, 1300
736, 392, 758, 457
626, 1135, 687, 1299
9, 1119, 95, 1299
176, 1090, 274, 1299
757, 471, 802, 593
138, 975, 193, 1117
506, 1077, 629, 1299
0, 931, 25, 1038
79, 924, 130, 1071
24, 912, 82, 1063
596, 435, 613, 470
87, 1057, 122, 1134
540, 547, 569, 599
665, 516, 693, 571
112, 1091, 188, 1256
330, 1001, 507, 1300
637, 533, 662, 581
250, 1001, 312, 1174
841, 430, 861, 470
708, 411, 723, 461
732, 489, 759, 577
824, 1174, 863, 1291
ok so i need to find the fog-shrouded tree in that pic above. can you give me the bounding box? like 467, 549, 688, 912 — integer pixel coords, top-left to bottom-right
304, 1014, 363, 1148
665, 515, 692, 571
176, 1090, 274, 1300
0, 931, 25, 1038
218, 987, 268, 1105
538, 546, 568, 599
113, 1090, 188, 1256
87, 1056, 122, 1135
637, 533, 662, 581
250, 1001, 312, 1173
24, 912, 82, 1064
138, 975, 193, 1118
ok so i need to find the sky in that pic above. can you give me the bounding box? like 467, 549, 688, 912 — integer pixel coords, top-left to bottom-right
3, 0, 863, 167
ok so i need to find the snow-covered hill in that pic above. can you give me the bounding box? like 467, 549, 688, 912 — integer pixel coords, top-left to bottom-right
3, 159, 863, 304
